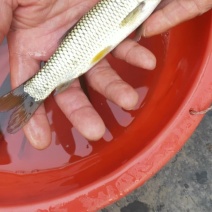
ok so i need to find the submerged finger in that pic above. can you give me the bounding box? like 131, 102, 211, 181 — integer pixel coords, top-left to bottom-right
8, 49, 51, 149
23, 105, 51, 149
54, 80, 105, 141
86, 59, 139, 110
112, 38, 156, 70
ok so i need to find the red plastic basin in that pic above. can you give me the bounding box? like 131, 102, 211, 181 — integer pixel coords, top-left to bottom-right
0, 11, 211, 211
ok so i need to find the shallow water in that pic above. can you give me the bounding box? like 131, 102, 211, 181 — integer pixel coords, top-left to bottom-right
0, 36, 164, 173
0, 13, 210, 207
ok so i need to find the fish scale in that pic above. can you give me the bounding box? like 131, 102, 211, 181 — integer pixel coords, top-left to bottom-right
0, 0, 161, 133
23, 0, 144, 101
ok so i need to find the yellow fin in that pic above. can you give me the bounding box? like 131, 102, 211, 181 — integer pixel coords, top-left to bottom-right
91, 46, 111, 64
121, 2, 145, 27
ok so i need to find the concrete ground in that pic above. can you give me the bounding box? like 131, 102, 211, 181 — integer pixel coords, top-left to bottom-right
101, 111, 212, 212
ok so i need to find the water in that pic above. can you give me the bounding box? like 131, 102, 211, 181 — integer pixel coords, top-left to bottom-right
0, 14, 210, 207
0, 36, 165, 173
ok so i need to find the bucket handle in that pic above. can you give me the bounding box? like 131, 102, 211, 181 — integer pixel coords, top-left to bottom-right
190, 104, 212, 115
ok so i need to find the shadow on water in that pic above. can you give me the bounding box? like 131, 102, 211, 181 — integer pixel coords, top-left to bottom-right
0, 74, 11, 165
0, 35, 156, 173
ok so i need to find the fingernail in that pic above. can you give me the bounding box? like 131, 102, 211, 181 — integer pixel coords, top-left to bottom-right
142, 27, 147, 37
147, 58, 156, 70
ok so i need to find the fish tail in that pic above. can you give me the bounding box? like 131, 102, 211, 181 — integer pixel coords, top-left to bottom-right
0, 84, 43, 133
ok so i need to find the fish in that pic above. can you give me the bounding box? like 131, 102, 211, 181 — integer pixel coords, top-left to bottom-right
0, 0, 161, 133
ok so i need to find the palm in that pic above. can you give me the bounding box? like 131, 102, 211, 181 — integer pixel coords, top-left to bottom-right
4, 0, 155, 149
1, 0, 211, 149
5, 0, 96, 148
9, 0, 98, 65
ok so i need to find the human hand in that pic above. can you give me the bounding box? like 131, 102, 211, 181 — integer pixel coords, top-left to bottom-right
141, 0, 212, 37
0, 0, 156, 149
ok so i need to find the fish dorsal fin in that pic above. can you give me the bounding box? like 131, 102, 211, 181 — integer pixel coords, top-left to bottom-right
121, 1, 146, 27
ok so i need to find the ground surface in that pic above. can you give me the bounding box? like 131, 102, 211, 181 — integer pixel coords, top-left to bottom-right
101, 111, 212, 212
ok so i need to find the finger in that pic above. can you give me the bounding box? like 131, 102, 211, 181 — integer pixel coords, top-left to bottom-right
86, 59, 139, 110
22, 105, 51, 150
142, 0, 212, 37
8, 38, 51, 149
112, 38, 156, 70
54, 80, 106, 141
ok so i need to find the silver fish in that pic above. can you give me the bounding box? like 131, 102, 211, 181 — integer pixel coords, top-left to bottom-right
0, 0, 161, 133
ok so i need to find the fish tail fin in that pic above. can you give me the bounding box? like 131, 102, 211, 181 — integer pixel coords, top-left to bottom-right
0, 85, 43, 133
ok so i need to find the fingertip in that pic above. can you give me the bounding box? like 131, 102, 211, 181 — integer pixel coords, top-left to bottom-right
116, 85, 139, 111
23, 114, 51, 150
86, 122, 106, 141
131, 45, 156, 70
112, 39, 156, 70
71, 106, 106, 141
142, 52, 157, 70
141, 23, 153, 38
141, 11, 167, 37
105, 80, 139, 111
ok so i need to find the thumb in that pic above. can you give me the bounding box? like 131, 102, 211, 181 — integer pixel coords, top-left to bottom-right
7, 32, 52, 149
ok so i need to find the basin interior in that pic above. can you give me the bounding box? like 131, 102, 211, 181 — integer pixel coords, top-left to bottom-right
0, 13, 210, 206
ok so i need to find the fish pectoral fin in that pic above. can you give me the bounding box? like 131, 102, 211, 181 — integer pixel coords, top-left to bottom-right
54, 80, 74, 95
134, 25, 143, 42
91, 46, 112, 64
0, 84, 42, 134
121, 1, 145, 27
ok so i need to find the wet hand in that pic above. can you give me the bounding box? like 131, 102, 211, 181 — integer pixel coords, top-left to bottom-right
141, 0, 212, 37
0, 0, 156, 149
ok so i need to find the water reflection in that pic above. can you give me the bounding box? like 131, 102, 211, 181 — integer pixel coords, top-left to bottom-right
0, 37, 154, 173
103, 128, 114, 142
107, 100, 134, 127
0, 131, 11, 165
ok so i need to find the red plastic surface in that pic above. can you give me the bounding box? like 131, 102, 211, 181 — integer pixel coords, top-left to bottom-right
0, 11, 211, 211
